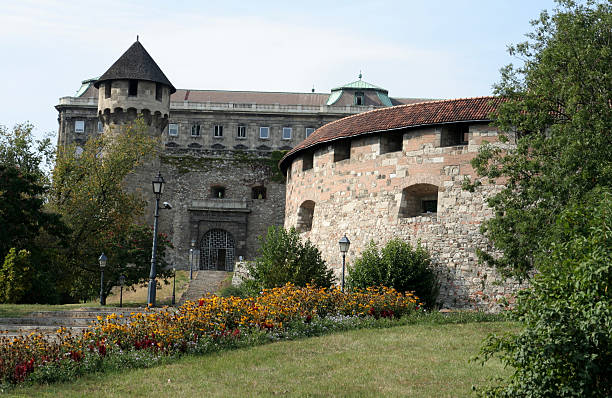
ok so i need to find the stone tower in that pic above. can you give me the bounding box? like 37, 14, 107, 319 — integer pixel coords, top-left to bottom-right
93, 39, 175, 136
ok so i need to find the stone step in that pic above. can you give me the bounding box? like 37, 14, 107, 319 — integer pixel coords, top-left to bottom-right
178, 270, 230, 305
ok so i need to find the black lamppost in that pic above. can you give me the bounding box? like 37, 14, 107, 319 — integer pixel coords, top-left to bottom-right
147, 172, 165, 307
189, 239, 195, 280
99, 253, 107, 305
172, 265, 176, 306
338, 235, 350, 292
118, 275, 125, 308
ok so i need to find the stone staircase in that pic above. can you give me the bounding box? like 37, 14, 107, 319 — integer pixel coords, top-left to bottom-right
0, 308, 144, 339
178, 270, 231, 305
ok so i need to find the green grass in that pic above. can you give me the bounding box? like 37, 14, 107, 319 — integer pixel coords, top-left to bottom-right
0, 271, 190, 318
6, 321, 515, 397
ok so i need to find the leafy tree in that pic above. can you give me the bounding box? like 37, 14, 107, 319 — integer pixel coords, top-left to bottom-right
246, 226, 334, 291
347, 239, 438, 308
51, 119, 171, 301
0, 248, 32, 303
466, 0, 612, 279
478, 188, 612, 397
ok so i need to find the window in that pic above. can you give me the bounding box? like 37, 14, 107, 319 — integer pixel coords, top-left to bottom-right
104, 82, 111, 99
251, 186, 266, 200
282, 127, 292, 140
155, 83, 162, 101
74, 120, 85, 133
191, 124, 201, 136
380, 132, 403, 154
259, 126, 269, 139
334, 140, 351, 162
302, 151, 313, 171
354, 92, 364, 106
399, 184, 439, 218
97, 121, 104, 133
211, 186, 225, 198
128, 80, 138, 96
237, 125, 246, 138
168, 123, 179, 136
297, 200, 315, 232
305, 127, 315, 138
440, 124, 469, 147
214, 125, 223, 137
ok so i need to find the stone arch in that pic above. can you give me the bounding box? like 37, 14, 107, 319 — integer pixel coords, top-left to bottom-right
200, 229, 235, 271
399, 183, 439, 217
297, 200, 315, 232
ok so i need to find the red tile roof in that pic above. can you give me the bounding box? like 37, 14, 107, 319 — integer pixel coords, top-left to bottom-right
279, 96, 504, 170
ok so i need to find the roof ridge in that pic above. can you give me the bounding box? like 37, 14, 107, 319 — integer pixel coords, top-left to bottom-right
174, 88, 329, 96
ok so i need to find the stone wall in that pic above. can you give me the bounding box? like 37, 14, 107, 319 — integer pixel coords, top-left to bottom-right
284, 123, 523, 311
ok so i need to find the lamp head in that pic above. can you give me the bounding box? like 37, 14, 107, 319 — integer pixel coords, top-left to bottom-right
98, 253, 107, 268
152, 172, 165, 197
339, 235, 350, 253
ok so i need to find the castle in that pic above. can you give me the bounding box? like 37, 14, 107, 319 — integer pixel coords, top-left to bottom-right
55, 40, 423, 272
56, 40, 521, 309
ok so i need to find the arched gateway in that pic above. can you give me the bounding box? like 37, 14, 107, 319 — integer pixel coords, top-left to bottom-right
200, 229, 235, 271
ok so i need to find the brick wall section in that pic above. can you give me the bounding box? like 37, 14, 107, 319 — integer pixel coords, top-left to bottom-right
284, 123, 523, 311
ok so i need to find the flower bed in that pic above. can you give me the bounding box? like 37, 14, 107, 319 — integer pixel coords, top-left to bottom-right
0, 284, 420, 387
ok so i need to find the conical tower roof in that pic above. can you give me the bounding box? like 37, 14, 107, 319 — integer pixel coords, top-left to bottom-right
94, 40, 176, 93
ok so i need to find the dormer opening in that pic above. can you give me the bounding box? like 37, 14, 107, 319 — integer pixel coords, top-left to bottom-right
354, 92, 365, 106
128, 80, 138, 97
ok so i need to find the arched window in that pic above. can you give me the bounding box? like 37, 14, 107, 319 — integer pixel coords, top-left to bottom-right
211, 185, 225, 198
252, 186, 266, 200
399, 184, 439, 217
297, 200, 315, 232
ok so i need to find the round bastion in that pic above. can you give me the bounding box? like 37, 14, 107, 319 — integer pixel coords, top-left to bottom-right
279, 97, 524, 311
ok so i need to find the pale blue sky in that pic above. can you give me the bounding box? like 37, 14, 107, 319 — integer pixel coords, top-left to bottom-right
1, 0, 559, 141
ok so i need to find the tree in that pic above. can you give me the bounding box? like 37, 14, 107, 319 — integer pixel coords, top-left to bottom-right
246, 226, 334, 291
0, 248, 32, 303
347, 239, 438, 308
466, 0, 612, 279
51, 119, 171, 301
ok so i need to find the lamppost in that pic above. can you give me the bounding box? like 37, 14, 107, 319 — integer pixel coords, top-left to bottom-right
172, 265, 176, 306
118, 275, 125, 308
338, 235, 350, 292
147, 172, 165, 307
189, 239, 195, 280
99, 253, 107, 306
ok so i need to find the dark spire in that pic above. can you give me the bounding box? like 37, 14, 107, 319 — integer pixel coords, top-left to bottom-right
94, 41, 175, 93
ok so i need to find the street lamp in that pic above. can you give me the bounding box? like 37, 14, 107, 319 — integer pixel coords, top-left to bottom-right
99, 253, 107, 306
147, 172, 165, 307
172, 265, 176, 306
190, 239, 196, 280
338, 235, 350, 292
118, 275, 125, 308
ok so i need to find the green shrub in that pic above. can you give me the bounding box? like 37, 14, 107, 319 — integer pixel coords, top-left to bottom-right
478, 188, 612, 397
347, 239, 438, 308
0, 248, 32, 303
219, 284, 247, 298
246, 226, 334, 289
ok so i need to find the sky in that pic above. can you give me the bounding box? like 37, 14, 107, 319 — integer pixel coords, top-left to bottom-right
0, 0, 560, 142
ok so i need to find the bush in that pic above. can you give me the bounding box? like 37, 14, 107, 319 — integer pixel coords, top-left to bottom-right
0, 248, 31, 303
347, 239, 438, 308
478, 188, 612, 397
246, 226, 334, 289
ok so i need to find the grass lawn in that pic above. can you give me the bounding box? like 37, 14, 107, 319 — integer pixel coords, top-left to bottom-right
0, 271, 190, 318
7, 321, 515, 397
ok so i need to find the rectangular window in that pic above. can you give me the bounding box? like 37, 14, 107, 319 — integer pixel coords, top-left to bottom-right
128, 80, 138, 96
237, 125, 246, 138
302, 151, 313, 171
334, 140, 351, 162
380, 133, 404, 154
105, 82, 111, 99
305, 127, 315, 138
74, 120, 85, 133
155, 83, 162, 101
355, 92, 364, 105
259, 126, 269, 139
168, 123, 179, 136
191, 124, 201, 136
97, 121, 104, 133
440, 124, 469, 147
282, 127, 292, 140
214, 125, 223, 137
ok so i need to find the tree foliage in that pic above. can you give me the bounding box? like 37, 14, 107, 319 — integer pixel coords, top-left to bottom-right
479, 188, 612, 397
467, 0, 612, 279
347, 239, 438, 308
246, 226, 334, 291
0, 248, 32, 303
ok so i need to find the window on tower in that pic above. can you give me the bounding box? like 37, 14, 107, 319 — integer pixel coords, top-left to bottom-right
105, 82, 111, 99
155, 83, 162, 101
128, 80, 138, 97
